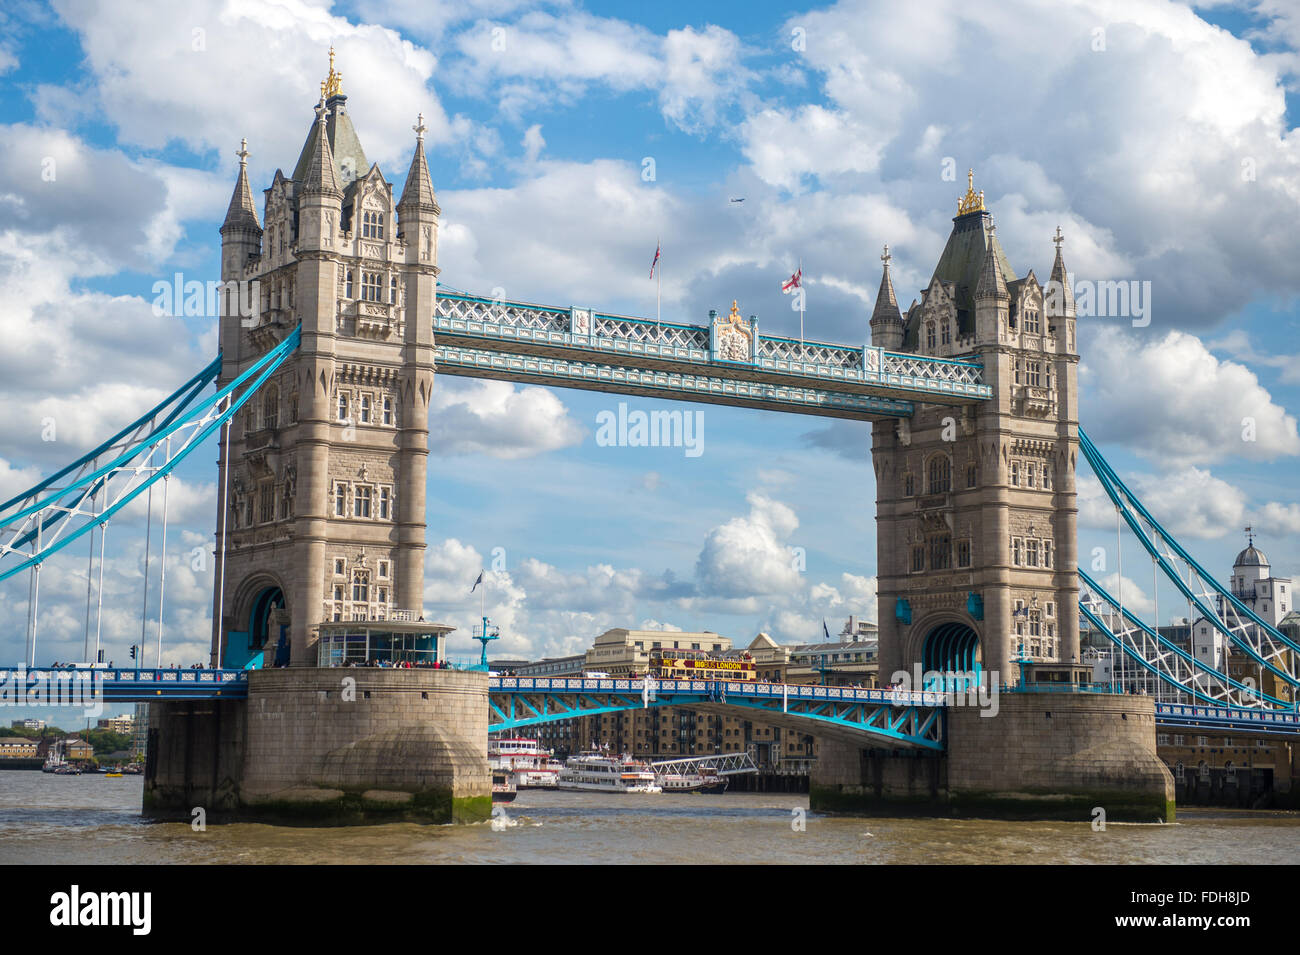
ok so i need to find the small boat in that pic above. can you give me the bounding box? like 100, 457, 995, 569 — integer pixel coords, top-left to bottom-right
657, 768, 729, 794
491, 771, 517, 802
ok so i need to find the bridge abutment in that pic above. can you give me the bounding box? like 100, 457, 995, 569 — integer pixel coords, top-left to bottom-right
144, 669, 490, 825
810, 693, 1174, 822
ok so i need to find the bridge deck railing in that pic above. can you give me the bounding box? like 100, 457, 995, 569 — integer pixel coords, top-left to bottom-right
488, 676, 947, 707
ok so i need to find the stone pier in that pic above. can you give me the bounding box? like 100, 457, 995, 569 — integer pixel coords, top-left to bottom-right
810, 692, 1175, 823
144, 668, 490, 825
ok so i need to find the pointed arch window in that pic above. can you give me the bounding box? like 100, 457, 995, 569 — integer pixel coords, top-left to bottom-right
345, 269, 354, 299
926, 454, 951, 494
362, 210, 386, 239
926, 321, 936, 350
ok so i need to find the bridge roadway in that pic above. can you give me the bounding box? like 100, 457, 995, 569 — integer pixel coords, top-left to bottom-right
4, 668, 1296, 742
432, 291, 992, 420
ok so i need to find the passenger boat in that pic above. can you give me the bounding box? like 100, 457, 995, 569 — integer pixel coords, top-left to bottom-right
488, 737, 562, 789
656, 768, 728, 794
558, 754, 661, 793
491, 771, 517, 802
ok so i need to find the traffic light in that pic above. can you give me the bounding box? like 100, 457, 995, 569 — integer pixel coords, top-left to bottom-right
129, 645, 137, 660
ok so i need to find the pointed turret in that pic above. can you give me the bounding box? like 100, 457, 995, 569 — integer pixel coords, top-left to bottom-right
300, 102, 342, 196
975, 224, 1009, 303
869, 245, 904, 349
221, 139, 262, 236
1047, 225, 1075, 318
398, 114, 439, 213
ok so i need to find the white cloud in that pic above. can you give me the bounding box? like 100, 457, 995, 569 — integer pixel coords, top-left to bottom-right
694, 491, 802, 598
1078, 468, 1248, 539
47, 0, 488, 176
428, 378, 584, 459
1094, 572, 1157, 617
1081, 326, 1300, 466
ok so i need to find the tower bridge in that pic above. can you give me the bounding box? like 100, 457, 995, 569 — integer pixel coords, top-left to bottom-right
5, 57, 1297, 824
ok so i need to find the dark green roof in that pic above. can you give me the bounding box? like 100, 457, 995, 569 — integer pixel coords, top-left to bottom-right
904, 209, 1016, 345
291, 95, 369, 188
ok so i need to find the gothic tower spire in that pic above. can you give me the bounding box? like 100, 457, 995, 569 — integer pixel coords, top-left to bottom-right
869, 244, 904, 349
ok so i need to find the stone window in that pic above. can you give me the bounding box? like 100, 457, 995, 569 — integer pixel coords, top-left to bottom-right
903, 472, 915, 496
337, 392, 348, 421
355, 485, 372, 519
362, 210, 385, 239
956, 539, 971, 568
1026, 361, 1041, 387
1010, 461, 1019, 486
1024, 308, 1039, 334
1043, 540, 1052, 568
352, 573, 369, 603
1025, 539, 1039, 567
334, 558, 345, 575
927, 454, 951, 494
359, 393, 371, 424
334, 482, 347, 517
1027, 464, 1037, 488
390, 275, 398, 304
1012, 537, 1022, 565
378, 486, 391, 520
911, 546, 925, 573
258, 482, 275, 524
361, 271, 382, 302
262, 388, 278, 430
965, 462, 977, 488
941, 321, 951, 345
378, 560, 388, 578
345, 269, 354, 299
382, 395, 393, 426
926, 321, 936, 350
289, 392, 299, 423
1042, 464, 1052, 489
1014, 359, 1021, 385
928, 534, 951, 570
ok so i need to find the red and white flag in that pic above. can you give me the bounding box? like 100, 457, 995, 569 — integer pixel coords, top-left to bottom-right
781, 266, 802, 293
650, 242, 661, 279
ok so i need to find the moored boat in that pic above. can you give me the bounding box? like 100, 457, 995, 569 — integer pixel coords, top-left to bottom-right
558, 754, 661, 793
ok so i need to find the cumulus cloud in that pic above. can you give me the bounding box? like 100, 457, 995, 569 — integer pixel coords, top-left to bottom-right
1081, 327, 1300, 466
1078, 468, 1248, 540
428, 378, 584, 459
695, 491, 802, 599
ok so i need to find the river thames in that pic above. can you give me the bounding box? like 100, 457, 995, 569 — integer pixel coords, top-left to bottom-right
2, 773, 1298, 864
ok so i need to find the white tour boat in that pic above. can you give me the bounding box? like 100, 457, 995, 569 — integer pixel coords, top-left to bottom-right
488, 737, 563, 789
558, 754, 662, 793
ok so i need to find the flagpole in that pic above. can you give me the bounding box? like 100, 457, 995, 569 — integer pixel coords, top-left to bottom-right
799, 258, 804, 343
656, 236, 661, 329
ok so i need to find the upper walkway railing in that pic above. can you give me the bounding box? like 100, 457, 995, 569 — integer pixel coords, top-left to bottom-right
434, 291, 992, 407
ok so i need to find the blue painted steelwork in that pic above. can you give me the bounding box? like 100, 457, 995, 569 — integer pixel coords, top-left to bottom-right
1079, 428, 1300, 689
433, 290, 992, 413
1079, 569, 1285, 708
487, 677, 946, 749
0, 666, 249, 702
0, 328, 302, 582
1154, 702, 1300, 737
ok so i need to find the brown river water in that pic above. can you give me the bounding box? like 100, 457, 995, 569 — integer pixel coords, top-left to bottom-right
2, 772, 1297, 864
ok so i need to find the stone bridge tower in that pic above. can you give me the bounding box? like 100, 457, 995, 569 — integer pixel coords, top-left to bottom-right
211, 55, 439, 666
870, 173, 1080, 687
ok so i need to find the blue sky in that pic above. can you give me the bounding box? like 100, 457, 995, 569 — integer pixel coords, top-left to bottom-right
2, 0, 1300, 724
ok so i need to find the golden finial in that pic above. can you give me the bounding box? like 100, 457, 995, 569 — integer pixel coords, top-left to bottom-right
321, 45, 343, 99
729, 299, 741, 321
958, 167, 985, 215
